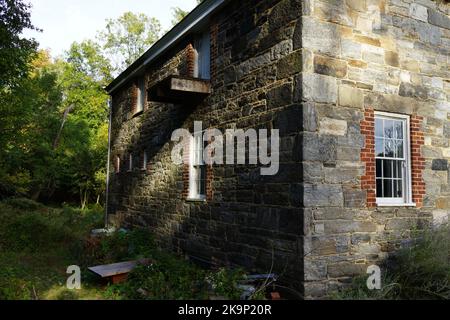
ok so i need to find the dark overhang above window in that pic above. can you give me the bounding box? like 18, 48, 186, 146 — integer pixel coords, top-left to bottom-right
148, 75, 211, 104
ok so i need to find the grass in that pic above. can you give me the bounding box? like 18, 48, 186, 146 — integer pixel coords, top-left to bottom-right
0, 198, 252, 300
0, 199, 105, 299
333, 224, 450, 300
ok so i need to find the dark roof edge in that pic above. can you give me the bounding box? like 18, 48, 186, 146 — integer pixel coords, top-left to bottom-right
105, 0, 227, 94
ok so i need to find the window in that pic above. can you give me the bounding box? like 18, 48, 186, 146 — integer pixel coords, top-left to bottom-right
141, 150, 148, 171
128, 154, 133, 172
375, 112, 412, 205
136, 77, 146, 113
115, 155, 121, 173
189, 134, 206, 200
193, 31, 210, 80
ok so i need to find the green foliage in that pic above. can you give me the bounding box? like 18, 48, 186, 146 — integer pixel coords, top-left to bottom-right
0, 201, 104, 300
333, 224, 450, 300
207, 268, 246, 300
99, 11, 161, 73
0, 201, 250, 300
171, 0, 206, 26
0, 0, 39, 88
0, 8, 163, 206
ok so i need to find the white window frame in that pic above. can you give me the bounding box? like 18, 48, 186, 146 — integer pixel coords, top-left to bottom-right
374, 111, 414, 206
136, 77, 146, 113
141, 150, 148, 171
188, 134, 207, 201
115, 155, 121, 173
193, 31, 211, 80
128, 153, 133, 172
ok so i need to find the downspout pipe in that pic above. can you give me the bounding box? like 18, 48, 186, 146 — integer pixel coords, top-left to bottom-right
104, 97, 112, 228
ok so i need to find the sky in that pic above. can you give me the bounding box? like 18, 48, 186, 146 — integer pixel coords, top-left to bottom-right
22, 0, 199, 57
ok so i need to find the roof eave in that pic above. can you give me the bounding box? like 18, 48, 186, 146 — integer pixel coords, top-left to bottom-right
105, 0, 228, 95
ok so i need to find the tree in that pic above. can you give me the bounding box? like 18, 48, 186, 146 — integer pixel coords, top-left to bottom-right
0, 0, 39, 88
99, 12, 161, 73
171, 0, 205, 26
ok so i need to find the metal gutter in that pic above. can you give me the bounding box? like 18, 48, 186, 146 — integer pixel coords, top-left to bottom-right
104, 97, 112, 228
105, 0, 228, 94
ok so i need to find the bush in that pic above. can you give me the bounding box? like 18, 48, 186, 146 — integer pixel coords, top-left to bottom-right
2, 197, 43, 211
89, 229, 247, 300
334, 224, 450, 300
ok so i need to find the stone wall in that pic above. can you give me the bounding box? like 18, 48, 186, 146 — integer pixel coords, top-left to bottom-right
107, 0, 450, 298
108, 0, 305, 292
300, 0, 450, 298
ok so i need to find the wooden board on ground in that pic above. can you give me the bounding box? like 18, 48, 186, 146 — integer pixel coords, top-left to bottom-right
88, 259, 151, 284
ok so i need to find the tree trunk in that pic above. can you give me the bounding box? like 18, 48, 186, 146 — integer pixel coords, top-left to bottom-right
53, 104, 74, 149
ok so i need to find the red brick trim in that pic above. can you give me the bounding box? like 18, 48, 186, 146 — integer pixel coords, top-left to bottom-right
143, 76, 148, 111
181, 135, 213, 201
360, 108, 376, 207
186, 43, 195, 78
361, 109, 426, 208
182, 137, 190, 199
410, 115, 425, 208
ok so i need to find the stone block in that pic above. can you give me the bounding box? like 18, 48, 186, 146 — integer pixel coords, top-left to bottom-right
328, 262, 366, 278
341, 39, 362, 60
319, 117, 348, 136
302, 17, 340, 55
314, 55, 347, 78
302, 133, 337, 162
277, 50, 302, 78
324, 220, 377, 234
344, 189, 366, 207
303, 184, 343, 207
432, 159, 448, 171
338, 85, 364, 109
301, 73, 337, 104
428, 9, 450, 30
304, 259, 327, 281
409, 3, 428, 22
266, 83, 293, 110
385, 51, 399, 67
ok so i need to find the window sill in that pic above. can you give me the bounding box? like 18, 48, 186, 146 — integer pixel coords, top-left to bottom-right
376, 203, 416, 207
132, 110, 144, 118
186, 197, 206, 203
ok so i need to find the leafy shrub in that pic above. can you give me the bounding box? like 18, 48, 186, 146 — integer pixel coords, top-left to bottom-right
3, 197, 43, 211
334, 224, 450, 300
206, 268, 246, 300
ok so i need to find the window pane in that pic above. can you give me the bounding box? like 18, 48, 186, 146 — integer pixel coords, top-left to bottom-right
394, 121, 403, 139
376, 159, 382, 177
393, 180, 402, 198
375, 138, 384, 157
383, 160, 393, 178
396, 161, 403, 179
375, 118, 383, 137
395, 140, 404, 158
376, 179, 382, 197
383, 179, 392, 197
385, 140, 394, 157
384, 120, 394, 138
200, 166, 206, 195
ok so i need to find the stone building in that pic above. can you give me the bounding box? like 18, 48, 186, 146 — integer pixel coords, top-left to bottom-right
105, 0, 450, 298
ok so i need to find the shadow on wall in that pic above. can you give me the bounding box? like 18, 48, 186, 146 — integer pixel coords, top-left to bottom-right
107, 90, 304, 294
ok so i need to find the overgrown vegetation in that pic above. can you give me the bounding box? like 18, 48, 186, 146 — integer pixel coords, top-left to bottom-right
0, 1, 200, 207
0, 200, 256, 300
334, 224, 450, 300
